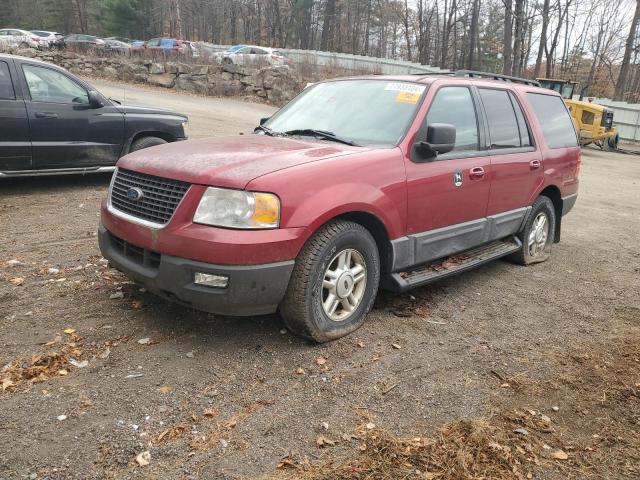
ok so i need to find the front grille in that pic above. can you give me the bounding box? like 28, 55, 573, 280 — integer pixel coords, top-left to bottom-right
110, 168, 190, 225
110, 233, 161, 269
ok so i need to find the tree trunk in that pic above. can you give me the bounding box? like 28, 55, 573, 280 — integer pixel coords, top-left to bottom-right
502, 0, 513, 75
468, 0, 480, 69
534, 0, 550, 78
614, 0, 640, 100
511, 0, 524, 77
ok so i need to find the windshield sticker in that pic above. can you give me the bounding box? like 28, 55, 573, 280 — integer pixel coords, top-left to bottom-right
385, 82, 426, 94
385, 83, 425, 104
395, 90, 422, 104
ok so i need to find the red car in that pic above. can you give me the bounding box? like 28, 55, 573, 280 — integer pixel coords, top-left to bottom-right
131, 38, 191, 56
99, 71, 580, 342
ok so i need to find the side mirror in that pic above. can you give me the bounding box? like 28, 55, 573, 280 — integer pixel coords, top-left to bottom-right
88, 90, 104, 108
417, 123, 456, 158
259, 117, 270, 125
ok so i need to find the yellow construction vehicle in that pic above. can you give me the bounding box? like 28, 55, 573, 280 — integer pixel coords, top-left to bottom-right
536, 78, 619, 149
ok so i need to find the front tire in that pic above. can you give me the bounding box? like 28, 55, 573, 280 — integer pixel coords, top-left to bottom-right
509, 196, 556, 265
130, 136, 167, 152
279, 220, 380, 343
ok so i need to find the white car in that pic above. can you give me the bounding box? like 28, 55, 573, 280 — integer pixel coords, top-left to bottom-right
31, 30, 64, 48
223, 45, 292, 66
0, 29, 41, 48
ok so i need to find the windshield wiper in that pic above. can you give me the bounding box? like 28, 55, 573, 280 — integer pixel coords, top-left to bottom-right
282, 129, 360, 146
254, 124, 276, 136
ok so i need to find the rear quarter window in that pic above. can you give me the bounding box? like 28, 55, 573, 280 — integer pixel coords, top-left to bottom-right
527, 93, 578, 148
0, 61, 15, 100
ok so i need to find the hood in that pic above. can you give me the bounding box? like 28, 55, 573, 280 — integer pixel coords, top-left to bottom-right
117, 135, 365, 188
112, 102, 187, 120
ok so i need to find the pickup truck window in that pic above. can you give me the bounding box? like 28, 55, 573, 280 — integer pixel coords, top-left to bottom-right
527, 93, 578, 148
424, 86, 479, 152
479, 88, 521, 148
265, 80, 426, 147
0, 61, 15, 99
23, 64, 89, 105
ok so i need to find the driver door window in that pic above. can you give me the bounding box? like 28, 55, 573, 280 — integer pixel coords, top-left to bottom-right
424, 86, 479, 152
22, 64, 88, 104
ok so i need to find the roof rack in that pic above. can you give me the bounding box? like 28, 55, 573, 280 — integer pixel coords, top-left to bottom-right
454, 70, 540, 86
411, 69, 540, 87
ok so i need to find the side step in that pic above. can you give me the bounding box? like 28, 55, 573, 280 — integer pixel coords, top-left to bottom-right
381, 237, 522, 293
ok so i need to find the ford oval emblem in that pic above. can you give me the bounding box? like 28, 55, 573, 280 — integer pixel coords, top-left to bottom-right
126, 187, 144, 201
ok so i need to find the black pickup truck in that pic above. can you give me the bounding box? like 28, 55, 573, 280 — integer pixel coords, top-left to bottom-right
0, 53, 188, 177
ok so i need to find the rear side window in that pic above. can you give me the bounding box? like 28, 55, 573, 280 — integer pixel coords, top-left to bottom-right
527, 93, 578, 148
425, 86, 479, 152
479, 88, 520, 148
510, 92, 532, 147
0, 61, 15, 100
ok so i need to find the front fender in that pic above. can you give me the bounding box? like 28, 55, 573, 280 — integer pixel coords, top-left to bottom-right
285, 182, 405, 245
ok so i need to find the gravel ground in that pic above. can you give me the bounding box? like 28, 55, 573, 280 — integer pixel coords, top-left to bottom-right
0, 81, 639, 479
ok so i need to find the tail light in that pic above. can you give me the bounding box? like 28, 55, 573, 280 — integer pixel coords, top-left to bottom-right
31, 36, 40, 42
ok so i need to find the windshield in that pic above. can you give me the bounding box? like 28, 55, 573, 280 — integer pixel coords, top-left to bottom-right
264, 80, 427, 147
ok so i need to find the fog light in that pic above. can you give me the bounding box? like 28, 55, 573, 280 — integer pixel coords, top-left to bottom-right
194, 272, 228, 288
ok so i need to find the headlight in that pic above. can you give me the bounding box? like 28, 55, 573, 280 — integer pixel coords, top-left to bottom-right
193, 187, 280, 229
181, 119, 189, 137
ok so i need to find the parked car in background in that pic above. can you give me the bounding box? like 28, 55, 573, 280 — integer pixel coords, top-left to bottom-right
132, 37, 188, 56
31, 31, 64, 48
98, 71, 580, 342
0, 53, 188, 177
222, 45, 291, 66
105, 39, 131, 54
0, 29, 41, 48
183, 40, 199, 58
105, 36, 133, 44
64, 34, 106, 50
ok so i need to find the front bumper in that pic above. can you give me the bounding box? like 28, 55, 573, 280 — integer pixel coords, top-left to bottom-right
98, 226, 294, 316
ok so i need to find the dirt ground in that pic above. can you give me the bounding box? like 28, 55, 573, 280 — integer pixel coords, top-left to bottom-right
1, 81, 639, 480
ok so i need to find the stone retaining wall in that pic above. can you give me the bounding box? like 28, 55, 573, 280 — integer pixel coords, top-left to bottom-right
9, 49, 303, 105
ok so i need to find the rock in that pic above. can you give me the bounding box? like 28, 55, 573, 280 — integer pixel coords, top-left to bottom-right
514, 428, 529, 436
176, 74, 209, 94
148, 73, 176, 88
177, 63, 192, 74
137, 337, 150, 345
552, 406, 560, 411
110, 291, 124, 300
540, 414, 552, 423
149, 62, 165, 74
48, 267, 60, 275
135, 450, 151, 466
6, 259, 21, 267
165, 62, 179, 74
57, 415, 67, 421
185, 351, 194, 358
191, 65, 208, 75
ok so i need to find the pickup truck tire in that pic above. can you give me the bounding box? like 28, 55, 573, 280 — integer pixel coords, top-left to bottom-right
280, 220, 380, 343
509, 196, 556, 266
130, 136, 167, 152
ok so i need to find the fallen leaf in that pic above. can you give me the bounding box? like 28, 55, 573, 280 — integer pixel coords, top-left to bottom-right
69, 359, 88, 368
316, 357, 326, 366
551, 449, 569, 460
392, 343, 402, 350
295, 367, 305, 375
316, 434, 336, 447
132, 300, 143, 310
365, 422, 376, 430
63, 328, 76, 335
203, 408, 218, 417
158, 385, 172, 394
58, 369, 68, 376
356, 341, 365, 348
1, 378, 15, 391
9, 277, 24, 286
136, 450, 151, 466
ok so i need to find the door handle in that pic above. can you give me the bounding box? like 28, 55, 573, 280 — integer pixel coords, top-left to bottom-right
530, 160, 541, 169
35, 112, 58, 119
470, 166, 485, 178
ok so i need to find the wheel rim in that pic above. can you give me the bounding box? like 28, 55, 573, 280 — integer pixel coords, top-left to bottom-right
321, 248, 367, 322
528, 212, 549, 257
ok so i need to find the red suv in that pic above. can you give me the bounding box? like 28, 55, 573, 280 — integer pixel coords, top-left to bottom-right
98, 71, 580, 342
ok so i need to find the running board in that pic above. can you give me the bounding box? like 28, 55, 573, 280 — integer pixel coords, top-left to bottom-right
0, 166, 115, 178
381, 237, 522, 293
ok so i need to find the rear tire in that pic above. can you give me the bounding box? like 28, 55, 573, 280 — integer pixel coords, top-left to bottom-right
279, 220, 380, 343
509, 196, 556, 266
130, 136, 167, 152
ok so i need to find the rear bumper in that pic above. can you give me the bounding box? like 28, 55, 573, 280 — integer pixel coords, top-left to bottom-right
98, 226, 294, 316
